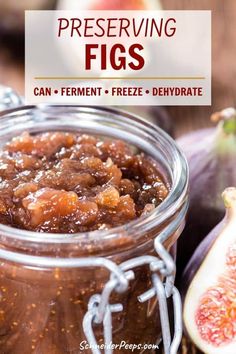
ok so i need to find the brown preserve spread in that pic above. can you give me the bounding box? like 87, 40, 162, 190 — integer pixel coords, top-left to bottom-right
0, 132, 169, 233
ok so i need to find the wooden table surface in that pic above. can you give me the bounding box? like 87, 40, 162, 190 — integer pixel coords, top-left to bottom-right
162, 0, 236, 136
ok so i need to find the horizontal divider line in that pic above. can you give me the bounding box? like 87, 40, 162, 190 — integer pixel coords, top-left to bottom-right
34, 76, 206, 80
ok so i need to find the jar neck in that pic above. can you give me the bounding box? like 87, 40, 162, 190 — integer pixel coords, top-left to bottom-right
0, 105, 189, 261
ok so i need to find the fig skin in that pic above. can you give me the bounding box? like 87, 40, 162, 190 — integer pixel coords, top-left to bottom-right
182, 187, 236, 354
176, 108, 236, 280
181, 221, 223, 300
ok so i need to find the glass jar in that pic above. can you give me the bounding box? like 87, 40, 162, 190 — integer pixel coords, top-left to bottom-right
0, 105, 188, 354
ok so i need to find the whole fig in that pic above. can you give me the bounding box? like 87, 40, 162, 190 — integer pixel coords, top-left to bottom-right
176, 107, 236, 277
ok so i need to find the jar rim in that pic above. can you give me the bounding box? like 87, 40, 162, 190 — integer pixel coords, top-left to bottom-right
0, 105, 189, 245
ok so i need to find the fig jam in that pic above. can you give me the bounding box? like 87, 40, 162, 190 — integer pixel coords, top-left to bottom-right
0, 131, 169, 233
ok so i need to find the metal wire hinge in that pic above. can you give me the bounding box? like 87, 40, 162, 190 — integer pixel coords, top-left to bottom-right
82, 237, 183, 354
0, 85, 23, 111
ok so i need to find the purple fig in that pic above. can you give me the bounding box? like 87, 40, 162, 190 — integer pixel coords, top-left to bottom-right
182, 187, 236, 354
176, 107, 236, 278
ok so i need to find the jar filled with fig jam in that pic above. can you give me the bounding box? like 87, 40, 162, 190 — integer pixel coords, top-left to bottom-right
0, 104, 188, 354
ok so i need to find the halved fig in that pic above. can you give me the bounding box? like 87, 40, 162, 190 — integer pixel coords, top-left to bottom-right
183, 187, 236, 354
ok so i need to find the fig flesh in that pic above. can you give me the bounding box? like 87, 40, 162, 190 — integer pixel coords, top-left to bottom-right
183, 187, 236, 354
177, 108, 236, 277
